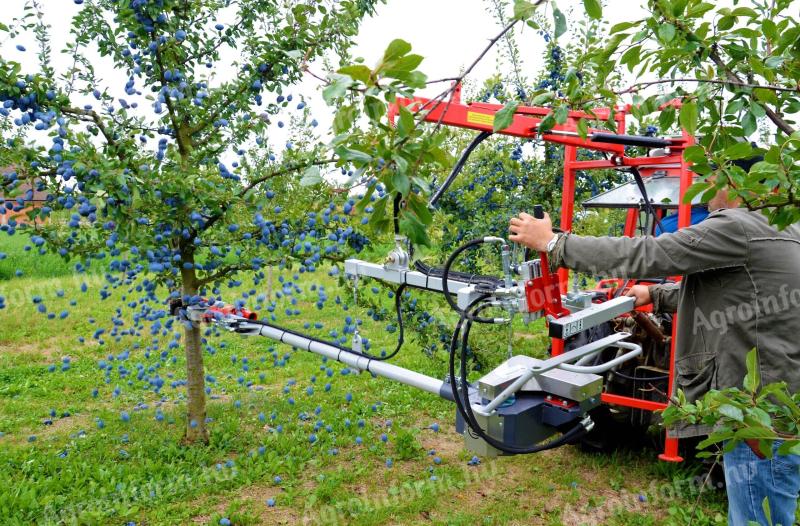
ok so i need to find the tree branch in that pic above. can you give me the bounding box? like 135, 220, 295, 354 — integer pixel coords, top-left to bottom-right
614, 77, 800, 95
198, 157, 338, 234
706, 47, 796, 136
61, 106, 127, 164
153, 44, 190, 158
659, 9, 797, 136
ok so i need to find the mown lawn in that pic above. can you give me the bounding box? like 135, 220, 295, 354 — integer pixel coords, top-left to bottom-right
0, 235, 727, 526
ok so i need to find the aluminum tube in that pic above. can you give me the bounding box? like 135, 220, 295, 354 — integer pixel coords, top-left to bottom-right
255, 324, 446, 397
558, 342, 642, 374
480, 333, 630, 414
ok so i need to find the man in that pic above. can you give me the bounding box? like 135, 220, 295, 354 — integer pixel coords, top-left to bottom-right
509, 180, 800, 526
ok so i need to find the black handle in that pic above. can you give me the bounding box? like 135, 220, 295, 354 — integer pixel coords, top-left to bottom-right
533, 204, 544, 219
589, 132, 671, 149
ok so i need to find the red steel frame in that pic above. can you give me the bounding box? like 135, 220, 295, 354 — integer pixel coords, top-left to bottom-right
390, 88, 695, 461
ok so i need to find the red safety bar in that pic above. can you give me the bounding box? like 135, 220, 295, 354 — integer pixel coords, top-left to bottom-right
391, 88, 693, 462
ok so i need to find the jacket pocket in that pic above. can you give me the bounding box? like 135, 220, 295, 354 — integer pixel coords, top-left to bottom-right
676, 353, 716, 401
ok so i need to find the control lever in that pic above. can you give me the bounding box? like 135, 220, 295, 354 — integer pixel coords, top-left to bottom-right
532, 205, 558, 312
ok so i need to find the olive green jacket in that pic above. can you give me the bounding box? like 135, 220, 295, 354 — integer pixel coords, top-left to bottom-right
548, 208, 800, 437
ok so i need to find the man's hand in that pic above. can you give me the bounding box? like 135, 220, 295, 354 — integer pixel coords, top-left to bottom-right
625, 284, 652, 307
509, 212, 555, 252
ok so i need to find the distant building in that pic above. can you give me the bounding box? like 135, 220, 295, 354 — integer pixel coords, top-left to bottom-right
0, 169, 49, 226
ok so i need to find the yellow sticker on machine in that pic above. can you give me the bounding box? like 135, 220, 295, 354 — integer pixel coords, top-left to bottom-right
466, 111, 495, 126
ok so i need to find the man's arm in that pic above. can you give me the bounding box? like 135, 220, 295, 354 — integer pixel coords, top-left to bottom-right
546, 211, 749, 278
649, 283, 681, 314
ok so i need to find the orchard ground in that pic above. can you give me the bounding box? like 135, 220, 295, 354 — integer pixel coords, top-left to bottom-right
0, 234, 727, 526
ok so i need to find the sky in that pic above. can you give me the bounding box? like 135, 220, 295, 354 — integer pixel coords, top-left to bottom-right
0, 0, 650, 165
2, 0, 642, 108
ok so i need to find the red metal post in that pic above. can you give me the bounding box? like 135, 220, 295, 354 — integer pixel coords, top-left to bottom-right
623, 208, 638, 237
657, 129, 694, 463
659, 317, 684, 462
558, 145, 578, 296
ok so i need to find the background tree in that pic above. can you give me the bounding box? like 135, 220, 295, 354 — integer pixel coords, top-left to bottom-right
567, 0, 799, 227
0, 0, 381, 444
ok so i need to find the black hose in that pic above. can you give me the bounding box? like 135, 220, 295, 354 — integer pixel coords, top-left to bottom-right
628, 167, 664, 235
368, 282, 406, 361
430, 131, 492, 208
414, 260, 503, 291
448, 299, 590, 454
441, 237, 500, 323
392, 193, 403, 235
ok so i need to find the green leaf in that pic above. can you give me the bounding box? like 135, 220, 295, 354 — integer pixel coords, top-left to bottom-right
762, 497, 772, 526
717, 15, 735, 31
493, 100, 519, 132
671, 0, 690, 16
531, 92, 554, 105
765, 56, 785, 69
513, 0, 538, 20
553, 6, 567, 39
733, 427, 775, 440
364, 96, 385, 122
744, 348, 760, 393
576, 118, 589, 139
383, 54, 424, 77
658, 23, 676, 43
609, 21, 640, 34
742, 111, 757, 136
723, 142, 754, 160
391, 171, 410, 195
659, 106, 676, 131
731, 7, 758, 17
322, 74, 354, 104
687, 2, 715, 17
582, 0, 602, 19
396, 105, 415, 139
718, 404, 744, 422
554, 105, 569, 125
355, 185, 376, 214
538, 112, 556, 135
682, 181, 711, 204
392, 154, 409, 175
679, 100, 698, 136
299, 165, 322, 186
333, 105, 357, 135
777, 441, 800, 456
697, 430, 733, 449
383, 39, 412, 62
407, 194, 433, 226
369, 195, 390, 230
753, 88, 778, 106
398, 210, 429, 246
337, 65, 371, 84
335, 146, 373, 164
620, 45, 641, 70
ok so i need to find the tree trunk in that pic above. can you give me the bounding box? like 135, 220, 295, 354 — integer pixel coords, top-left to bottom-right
181, 265, 209, 445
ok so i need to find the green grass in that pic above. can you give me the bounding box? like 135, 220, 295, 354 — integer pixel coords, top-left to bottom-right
0, 232, 85, 280
0, 237, 727, 526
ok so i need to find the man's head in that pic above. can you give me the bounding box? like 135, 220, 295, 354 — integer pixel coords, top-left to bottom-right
706, 155, 763, 211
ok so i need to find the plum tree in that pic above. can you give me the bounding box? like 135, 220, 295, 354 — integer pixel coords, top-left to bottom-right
0, 0, 381, 444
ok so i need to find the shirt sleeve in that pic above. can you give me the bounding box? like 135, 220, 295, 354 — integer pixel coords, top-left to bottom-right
547, 210, 749, 278
649, 283, 681, 314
